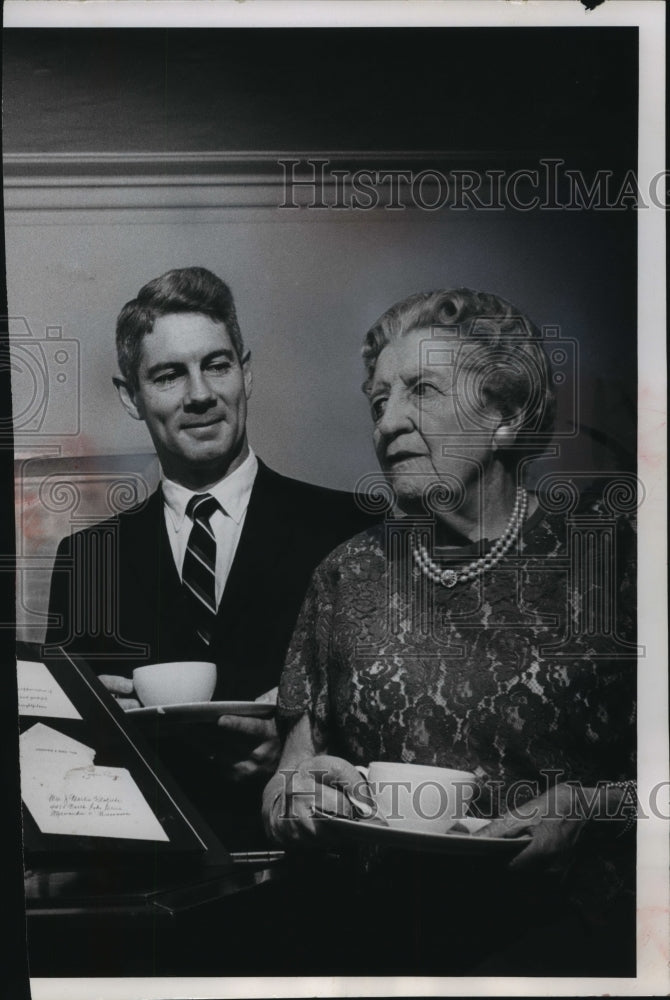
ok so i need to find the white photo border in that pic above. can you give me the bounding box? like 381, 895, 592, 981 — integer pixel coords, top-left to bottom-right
3, 1, 666, 998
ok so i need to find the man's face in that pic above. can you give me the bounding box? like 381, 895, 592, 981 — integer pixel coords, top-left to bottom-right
121, 312, 252, 488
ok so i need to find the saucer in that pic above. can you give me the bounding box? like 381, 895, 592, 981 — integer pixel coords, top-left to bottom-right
314, 811, 532, 856
126, 700, 275, 720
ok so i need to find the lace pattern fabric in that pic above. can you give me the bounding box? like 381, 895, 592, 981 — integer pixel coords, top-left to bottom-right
278, 499, 636, 812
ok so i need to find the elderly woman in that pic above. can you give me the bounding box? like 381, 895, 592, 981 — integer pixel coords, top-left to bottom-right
262, 288, 636, 975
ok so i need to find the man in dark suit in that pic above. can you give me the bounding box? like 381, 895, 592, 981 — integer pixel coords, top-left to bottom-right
45, 266, 378, 843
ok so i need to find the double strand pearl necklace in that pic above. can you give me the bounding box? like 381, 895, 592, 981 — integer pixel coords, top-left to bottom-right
412, 486, 528, 588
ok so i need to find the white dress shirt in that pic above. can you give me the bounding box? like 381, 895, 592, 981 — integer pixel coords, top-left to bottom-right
161, 450, 259, 608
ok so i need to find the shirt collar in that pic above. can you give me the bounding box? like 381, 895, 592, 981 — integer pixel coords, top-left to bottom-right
161, 450, 258, 532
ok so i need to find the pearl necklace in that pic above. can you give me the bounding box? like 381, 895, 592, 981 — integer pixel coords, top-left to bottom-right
412, 487, 528, 588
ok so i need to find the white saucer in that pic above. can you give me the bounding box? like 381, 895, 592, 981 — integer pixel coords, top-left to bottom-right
314, 811, 532, 856
126, 700, 275, 720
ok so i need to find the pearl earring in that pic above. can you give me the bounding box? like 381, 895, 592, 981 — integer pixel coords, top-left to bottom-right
493, 423, 515, 449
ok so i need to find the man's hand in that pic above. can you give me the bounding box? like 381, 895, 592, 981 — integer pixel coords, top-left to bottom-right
98, 674, 140, 711
475, 782, 589, 871
216, 687, 280, 781
216, 714, 280, 781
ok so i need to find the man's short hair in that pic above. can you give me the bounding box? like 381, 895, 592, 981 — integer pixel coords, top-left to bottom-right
116, 267, 245, 389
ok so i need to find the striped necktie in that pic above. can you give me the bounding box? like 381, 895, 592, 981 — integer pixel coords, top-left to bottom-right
182, 493, 219, 646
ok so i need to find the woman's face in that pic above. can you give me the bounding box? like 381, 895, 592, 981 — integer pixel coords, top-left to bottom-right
368, 328, 500, 511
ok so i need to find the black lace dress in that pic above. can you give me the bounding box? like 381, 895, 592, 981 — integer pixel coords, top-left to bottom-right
276, 493, 637, 975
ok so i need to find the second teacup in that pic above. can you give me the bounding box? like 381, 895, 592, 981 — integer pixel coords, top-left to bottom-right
355, 760, 476, 833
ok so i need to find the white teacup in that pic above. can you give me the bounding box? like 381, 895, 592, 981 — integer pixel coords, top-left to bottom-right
355, 761, 476, 833
132, 661, 217, 707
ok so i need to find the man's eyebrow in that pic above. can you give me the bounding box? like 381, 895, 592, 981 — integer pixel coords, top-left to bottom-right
144, 360, 187, 379
201, 349, 235, 365
144, 349, 235, 379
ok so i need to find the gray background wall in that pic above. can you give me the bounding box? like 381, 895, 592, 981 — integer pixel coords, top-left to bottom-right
6, 206, 636, 489
3, 27, 638, 639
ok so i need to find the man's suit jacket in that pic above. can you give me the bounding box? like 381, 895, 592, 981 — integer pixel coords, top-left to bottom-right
45, 460, 381, 848
45, 459, 379, 700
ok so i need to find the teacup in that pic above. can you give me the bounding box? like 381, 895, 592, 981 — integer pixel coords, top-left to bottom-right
355, 761, 476, 833
132, 661, 217, 707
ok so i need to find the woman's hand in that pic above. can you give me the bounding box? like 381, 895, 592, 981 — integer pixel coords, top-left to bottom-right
263, 753, 363, 848
475, 782, 592, 871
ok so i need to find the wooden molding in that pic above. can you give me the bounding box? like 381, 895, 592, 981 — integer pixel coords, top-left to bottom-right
3, 149, 537, 212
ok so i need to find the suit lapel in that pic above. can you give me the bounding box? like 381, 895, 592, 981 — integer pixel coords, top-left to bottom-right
126, 468, 289, 636
214, 462, 287, 633
124, 469, 297, 688
120, 487, 182, 623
